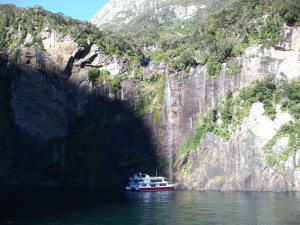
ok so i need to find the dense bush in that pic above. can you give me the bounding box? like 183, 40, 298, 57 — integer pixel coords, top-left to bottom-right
277, 0, 300, 26
88, 68, 100, 83
227, 64, 240, 75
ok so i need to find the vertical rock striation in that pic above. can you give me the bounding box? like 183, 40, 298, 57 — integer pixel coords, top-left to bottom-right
168, 27, 300, 191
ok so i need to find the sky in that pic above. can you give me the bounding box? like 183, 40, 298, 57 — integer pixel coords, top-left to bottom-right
0, 0, 109, 21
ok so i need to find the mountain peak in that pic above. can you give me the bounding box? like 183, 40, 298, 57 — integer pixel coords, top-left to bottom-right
91, 0, 237, 31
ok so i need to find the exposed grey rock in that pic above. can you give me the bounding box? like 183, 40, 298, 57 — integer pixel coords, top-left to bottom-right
91, 0, 238, 30
169, 27, 300, 191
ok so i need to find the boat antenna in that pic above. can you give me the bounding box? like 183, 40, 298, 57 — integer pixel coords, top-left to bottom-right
156, 170, 157, 176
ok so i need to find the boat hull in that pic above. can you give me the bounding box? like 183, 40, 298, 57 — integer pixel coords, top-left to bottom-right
139, 187, 174, 192
126, 186, 175, 192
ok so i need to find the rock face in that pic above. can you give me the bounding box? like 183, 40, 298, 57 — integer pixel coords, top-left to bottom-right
164, 27, 300, 156
1, 13, 300, 190
175, 104, 298, 191
168, 27, 300, 191
0, 27, 154, 187
15, 30, 130, 127
91, 0, 237, 30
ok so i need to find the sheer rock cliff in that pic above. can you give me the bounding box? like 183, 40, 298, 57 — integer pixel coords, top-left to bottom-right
169, 27, 300, 191
1, 22, 300, 190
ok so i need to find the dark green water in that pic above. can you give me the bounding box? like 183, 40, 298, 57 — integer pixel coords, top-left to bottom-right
0, 187, 300, 225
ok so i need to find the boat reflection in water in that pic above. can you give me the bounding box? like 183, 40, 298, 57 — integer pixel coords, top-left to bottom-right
125, 173, 176, 191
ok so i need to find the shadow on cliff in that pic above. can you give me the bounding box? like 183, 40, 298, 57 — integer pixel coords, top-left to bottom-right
61, 86, 158, 188
0, 57, 159, 188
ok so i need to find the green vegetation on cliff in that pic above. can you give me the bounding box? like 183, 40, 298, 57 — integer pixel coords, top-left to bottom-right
0, 4, 95, 49
1, 0, 299, 77
263, 80, 300, 167
128, 0, 300, 77
178, 77, 300, 169
0, 4, 144, 68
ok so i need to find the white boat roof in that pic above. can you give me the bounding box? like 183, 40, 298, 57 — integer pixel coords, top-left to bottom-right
130, 173, 167, 179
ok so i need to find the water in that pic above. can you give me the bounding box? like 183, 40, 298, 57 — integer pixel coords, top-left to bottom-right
1, 188, 300, 225
164, 73, 173, 182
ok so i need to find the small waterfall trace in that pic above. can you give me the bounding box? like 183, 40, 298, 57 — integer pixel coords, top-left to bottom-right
165, 74, 173, 182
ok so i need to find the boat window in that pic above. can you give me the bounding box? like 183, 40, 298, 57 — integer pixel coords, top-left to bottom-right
159, 183, 167, 186
150, 179, 163, 183
151, 184, 156, 187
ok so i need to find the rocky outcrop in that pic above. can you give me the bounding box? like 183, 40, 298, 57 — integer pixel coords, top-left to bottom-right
14, 30, 130, 137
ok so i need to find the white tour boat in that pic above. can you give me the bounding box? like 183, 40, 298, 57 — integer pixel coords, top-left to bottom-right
125, 173, 176, 191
